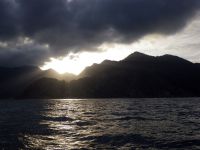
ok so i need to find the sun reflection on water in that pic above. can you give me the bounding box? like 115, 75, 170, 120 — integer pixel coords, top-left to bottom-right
6, 98, 200, 149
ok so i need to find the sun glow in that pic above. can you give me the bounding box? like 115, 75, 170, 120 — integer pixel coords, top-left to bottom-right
41, 44, 135, 75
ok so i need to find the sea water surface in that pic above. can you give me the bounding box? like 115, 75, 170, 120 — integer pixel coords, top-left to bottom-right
0, 98, 200, 149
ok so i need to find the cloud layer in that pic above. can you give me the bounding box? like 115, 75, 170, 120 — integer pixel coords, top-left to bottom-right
0, 0, 199, 66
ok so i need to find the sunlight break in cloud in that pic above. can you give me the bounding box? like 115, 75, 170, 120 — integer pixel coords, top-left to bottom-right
41, 47, 134, 75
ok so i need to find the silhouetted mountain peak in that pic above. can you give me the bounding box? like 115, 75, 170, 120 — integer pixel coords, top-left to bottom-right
102, 60, 117, 64
133, 51, 147, 56
123, 51, 154, 62
127, 51, 148, 57
79, 59, 118, 78
44, 69, 76, 81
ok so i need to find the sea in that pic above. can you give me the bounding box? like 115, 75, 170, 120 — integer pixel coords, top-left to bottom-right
0, 98, 200, 150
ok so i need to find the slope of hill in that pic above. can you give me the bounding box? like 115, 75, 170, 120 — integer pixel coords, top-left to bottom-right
0, 66, 75, 98
21, 78, 68, 99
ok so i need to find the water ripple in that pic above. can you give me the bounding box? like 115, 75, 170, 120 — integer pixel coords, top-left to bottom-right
0, 98, 200, 149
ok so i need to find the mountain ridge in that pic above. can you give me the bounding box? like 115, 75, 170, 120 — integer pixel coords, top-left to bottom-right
18, 52, 200, 99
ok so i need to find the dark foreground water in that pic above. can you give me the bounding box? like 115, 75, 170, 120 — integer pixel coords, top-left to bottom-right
0, 98, 200, 150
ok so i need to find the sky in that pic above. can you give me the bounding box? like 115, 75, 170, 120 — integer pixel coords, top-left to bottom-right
0, 0, 200, 74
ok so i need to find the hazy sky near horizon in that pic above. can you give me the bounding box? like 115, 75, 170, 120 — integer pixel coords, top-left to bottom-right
0, 0, 200, 74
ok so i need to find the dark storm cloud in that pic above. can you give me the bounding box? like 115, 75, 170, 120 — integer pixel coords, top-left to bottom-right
0, 0, 199, 66
0, 0, 19, 39
0, 42, 51, 67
